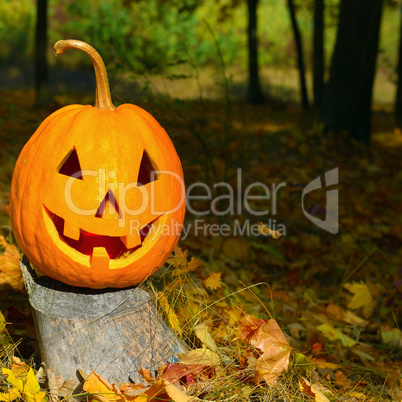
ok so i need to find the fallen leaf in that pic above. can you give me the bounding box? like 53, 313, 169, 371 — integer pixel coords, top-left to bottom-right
0, 368, 21, 402
23, 368, 47, 402
234, 314, 266, 342
167, 246, 189, 270
193, 323, 219, 353
294, 353, 315, 375
0, 311, 7, 332
380, 328, 402, 346
172, 256, 201, 277
0, 236, 23, 291
236, 315, 291, 385
162, 363, 205, 388
299, 377, 331, 401
326, 303, 368, 327
334, 370, 350, 390
138, 367, 156, 384
120, 383, 146, 395
344, 281, 382, 318
47, 369, 63, 402
83, 371, 123, 402
2, 366, 46, 402
178, 348, 221, 366
316, 323, 357, 347
58, 380, 76, 399
157, 292, 182, 337
203, 272, 222, 290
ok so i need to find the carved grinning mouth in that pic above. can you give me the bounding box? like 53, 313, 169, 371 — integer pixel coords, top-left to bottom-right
44, 206, 156, 266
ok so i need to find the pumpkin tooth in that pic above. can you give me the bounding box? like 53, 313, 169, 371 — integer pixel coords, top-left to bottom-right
90, 247, 110, 269
120, 233, 141, 249
63, 221, 81, 240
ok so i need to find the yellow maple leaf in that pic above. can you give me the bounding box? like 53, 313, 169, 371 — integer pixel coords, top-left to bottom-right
172, 256, 201, 277
22, 369, 47, 402
0, 387, 20, 402
316, 323, 356, 347
2, 366, 46, 402
344, 281, 382, 318
1, 369, 22, 402
167, 246, 188, 270
203, 272, 222, 290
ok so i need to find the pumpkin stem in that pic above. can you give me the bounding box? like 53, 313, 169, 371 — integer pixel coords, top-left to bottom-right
54, 40, 116, 111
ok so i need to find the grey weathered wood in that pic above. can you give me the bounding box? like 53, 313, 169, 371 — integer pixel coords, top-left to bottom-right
20, 257, 186, 386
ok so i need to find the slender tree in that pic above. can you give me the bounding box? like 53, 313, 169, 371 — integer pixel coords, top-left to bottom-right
395, 2, 402, 128
35, 0, 50, 107
320, 0, 383, 143
287, 0, 310, 111
313, 0, 324, 110
247, 0, 264, 104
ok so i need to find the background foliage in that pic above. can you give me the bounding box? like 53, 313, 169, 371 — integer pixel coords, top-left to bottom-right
0, 0, 400, 80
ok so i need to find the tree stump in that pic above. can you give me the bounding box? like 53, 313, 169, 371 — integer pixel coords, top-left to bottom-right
20, 256, 186, 386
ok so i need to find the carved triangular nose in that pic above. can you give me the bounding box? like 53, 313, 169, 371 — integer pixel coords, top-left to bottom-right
95, 190, 121, 219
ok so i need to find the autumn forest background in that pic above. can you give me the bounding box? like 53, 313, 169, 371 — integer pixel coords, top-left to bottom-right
0, 0, 401, 400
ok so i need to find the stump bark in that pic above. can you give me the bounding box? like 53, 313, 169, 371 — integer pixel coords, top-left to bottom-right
20, 257, 186, 386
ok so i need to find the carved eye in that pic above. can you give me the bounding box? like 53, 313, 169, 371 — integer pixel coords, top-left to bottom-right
137, 150, 158, 186
58, 147, 83, 180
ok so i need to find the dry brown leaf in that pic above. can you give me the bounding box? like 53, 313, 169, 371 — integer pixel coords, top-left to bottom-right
47, 369, 63, 402
326, 303, 369, 327
236, 315, 292, 385
299, 377, 332, 401
58, 380, 76, 399
234, 314, 266, 342
334, 370, 350, 390
138, 366, 156, 384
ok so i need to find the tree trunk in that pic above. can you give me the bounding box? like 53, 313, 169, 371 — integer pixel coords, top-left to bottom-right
313, 0, 324, 110
320, 0, 383, 143
247, 0, 264, 104
20, 257, 186, 386
35, 0, 51, 107
287, 0, 310, 111
395, 3, 402, 128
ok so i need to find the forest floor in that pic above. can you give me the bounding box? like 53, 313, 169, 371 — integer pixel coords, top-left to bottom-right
0, 88, 401, 401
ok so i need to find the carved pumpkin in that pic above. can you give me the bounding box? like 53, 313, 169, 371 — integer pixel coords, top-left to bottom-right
10, 40, 185, 289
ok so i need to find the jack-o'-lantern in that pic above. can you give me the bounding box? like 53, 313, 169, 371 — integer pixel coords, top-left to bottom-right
9, 40, 186, 289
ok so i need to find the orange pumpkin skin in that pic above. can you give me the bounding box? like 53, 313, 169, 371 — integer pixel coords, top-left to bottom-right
10, 41, 185, 289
